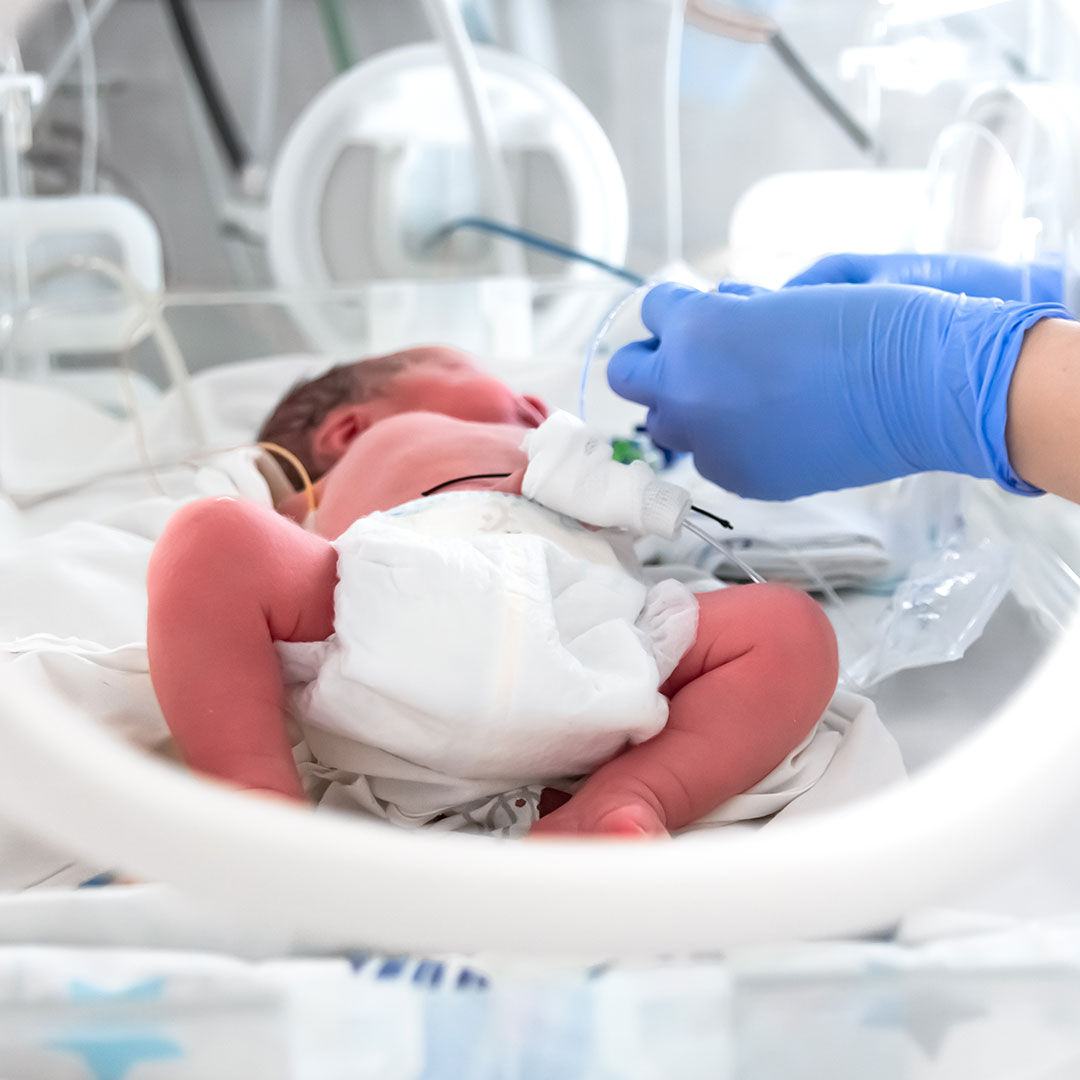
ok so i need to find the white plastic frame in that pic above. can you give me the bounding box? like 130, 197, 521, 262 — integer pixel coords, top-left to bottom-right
266, 42, 629, 358
0, 195, 163, 353
0, 609, 1077, 956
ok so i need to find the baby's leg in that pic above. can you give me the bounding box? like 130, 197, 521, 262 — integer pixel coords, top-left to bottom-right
531, 585, 838, 837
148, 497, 338, 800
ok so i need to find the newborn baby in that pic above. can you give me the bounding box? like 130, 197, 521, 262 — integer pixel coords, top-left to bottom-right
147, 350, 838, 837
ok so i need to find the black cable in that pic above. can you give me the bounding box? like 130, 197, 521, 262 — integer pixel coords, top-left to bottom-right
421, 472, 513, 497
422, 479, 735, 531
427, 217, 647, 287
691, 504, 733, 530
769, 31, 879, 159
162, 0, 251, 175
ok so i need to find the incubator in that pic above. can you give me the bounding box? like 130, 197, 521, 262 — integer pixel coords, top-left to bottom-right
4, 0, 1080, 1075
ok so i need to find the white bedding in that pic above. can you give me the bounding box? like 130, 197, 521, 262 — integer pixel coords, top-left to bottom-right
0, 355, 329, 537
2, 896, 1080, 1079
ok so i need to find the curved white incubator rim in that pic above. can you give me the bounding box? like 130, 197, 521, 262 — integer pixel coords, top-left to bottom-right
0, 606, 1077, 957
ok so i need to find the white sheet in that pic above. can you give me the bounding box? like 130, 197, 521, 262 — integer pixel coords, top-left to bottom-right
1, 356, 329, 537
640, 456, 896, 588
2, 900, 1080, 1079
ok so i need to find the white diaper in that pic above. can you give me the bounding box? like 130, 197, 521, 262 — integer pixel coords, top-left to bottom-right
276, 491, 698, 834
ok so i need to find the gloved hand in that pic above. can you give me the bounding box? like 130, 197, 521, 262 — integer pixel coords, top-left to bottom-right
786, 251, 1064, 305
607, 280, 1069, 500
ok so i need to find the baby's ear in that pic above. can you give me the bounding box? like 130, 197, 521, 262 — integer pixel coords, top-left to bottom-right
310, 404, 374, 469
520, 395, 549, 426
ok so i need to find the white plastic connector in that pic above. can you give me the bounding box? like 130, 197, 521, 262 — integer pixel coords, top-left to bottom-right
640, 476, 691, 539
521, 410, 690, 539
0, 71, 43, 152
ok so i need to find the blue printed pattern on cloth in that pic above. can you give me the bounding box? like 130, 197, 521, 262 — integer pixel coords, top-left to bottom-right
46, 977, 182, 1080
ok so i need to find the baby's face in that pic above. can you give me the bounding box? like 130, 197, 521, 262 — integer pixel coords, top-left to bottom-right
315, 412, 530, 538
370, 348, 546, 429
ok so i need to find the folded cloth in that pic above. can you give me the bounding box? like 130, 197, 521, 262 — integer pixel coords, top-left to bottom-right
638, 458, 894, 588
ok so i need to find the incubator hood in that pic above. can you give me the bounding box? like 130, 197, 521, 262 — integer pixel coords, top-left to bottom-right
3, 0, 1080, 961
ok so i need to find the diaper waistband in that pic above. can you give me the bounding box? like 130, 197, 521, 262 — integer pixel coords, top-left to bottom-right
368, 491, 627, 569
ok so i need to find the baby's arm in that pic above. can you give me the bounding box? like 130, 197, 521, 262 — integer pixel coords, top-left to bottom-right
147, 497, 337, 800
532, 584, 838, 836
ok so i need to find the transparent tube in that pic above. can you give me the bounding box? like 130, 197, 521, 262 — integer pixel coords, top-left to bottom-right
683, 518, 765, 584
63, 0, 98, 194
421, 0, 523, 276
1, 38, 33, 391
251, 0, 282, 177
40, 0, 117, 108
683, 519, 861, 689
27, 254, 207, 487
580, 283, 651, 421
661, 0, 684, 267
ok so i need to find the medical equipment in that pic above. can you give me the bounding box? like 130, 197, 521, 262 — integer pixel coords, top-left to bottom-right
580, 283, 651, 423
264, 40, 628, 357
686, 0, 879, 157
947, 80, 1080, 313
522, 410, 691, 539
0, 195, 163, 354
163, 0, 253, 183
523, 411, 761, 592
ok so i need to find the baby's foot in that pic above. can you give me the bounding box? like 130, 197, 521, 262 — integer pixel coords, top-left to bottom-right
530, 795, 668, 838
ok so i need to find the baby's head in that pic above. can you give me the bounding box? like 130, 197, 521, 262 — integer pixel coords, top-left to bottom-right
258, 345, 547, 488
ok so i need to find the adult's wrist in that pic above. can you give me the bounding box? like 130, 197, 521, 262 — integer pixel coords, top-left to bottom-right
1005, 316, 1080, 500
959, 300, 1071, 495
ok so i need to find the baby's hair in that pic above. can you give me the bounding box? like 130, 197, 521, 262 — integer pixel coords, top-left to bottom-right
257, 350, 426, 488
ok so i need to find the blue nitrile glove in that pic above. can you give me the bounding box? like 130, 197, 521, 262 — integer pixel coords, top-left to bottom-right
786, 252, 1064, 305
607, 280, 1070, 500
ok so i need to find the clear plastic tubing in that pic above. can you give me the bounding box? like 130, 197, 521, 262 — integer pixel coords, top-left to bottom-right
683, 518, 766, 584
579, 283, 651, 421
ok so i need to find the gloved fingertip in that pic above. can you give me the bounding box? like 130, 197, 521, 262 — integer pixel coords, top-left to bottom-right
714, 279, 767, 297
640, 281, 700, 335
784, 253, 861, 288
607, 340, 659, 405
783, 268, 827, 287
